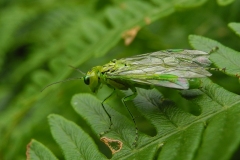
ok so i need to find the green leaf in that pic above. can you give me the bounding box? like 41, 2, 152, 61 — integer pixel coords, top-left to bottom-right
71, 78, 240, 159
229, 22, 240, 37
48, 114, 107, 160
174, 0, 207, 9
0, 1, 177, 158
26, 139, 58, 160
71, 93, 158, 158
71, 93, 151, 150
0, 1, 180, 157
217, 0, 235, 6
189, 35, 240, 77
1, 1, 240, 159
157, 123, 204, 160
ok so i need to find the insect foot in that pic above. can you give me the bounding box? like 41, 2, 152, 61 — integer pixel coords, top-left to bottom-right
209, 46, 219, 54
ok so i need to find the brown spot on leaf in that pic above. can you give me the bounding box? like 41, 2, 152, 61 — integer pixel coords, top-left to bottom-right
122, 26, 140, 46
236, 73, 240, 79
144, 17, 151, 25
100, 137, 123, 154
26, 140, 32, 160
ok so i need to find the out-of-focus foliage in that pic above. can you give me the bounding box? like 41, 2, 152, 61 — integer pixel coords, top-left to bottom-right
0, 0, 240, 159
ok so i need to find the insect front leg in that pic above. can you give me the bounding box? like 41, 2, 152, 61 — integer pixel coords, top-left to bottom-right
121, 88, 138, 147
99, 89, 115, 137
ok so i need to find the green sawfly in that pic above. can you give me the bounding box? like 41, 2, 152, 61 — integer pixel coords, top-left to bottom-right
43, 49, 222, 147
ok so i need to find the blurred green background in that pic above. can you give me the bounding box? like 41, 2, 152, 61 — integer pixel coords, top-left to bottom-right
0, 0, 240, 159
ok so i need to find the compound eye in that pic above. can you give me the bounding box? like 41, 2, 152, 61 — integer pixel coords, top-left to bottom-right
84, 76, 90, 85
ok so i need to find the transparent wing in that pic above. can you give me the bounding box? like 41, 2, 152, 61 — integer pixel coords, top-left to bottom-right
103, 49, 212, 89
126, 78, 190, 89
105, 49, 212, 78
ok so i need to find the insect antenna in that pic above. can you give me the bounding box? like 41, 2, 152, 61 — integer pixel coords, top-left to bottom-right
68, 65, 86, 76
41, 77, 83, 92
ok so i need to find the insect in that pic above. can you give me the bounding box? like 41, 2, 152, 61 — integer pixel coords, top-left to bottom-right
43, 49, 215, 147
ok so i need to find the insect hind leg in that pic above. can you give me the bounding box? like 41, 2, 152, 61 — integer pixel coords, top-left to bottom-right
121, 89, 138, 147
206, 67, 226, 72
205, 51, 240, 80
207, 47, 226, 73
99, 90, 115, 137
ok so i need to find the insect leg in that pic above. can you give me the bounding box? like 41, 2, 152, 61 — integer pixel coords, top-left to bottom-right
206, 67, 226, 72
99, 89, 115, 137
207, 47, 227, 72
121, 89, 138, 147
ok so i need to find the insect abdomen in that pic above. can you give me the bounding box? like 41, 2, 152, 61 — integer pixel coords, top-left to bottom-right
188, 78, 202, 89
